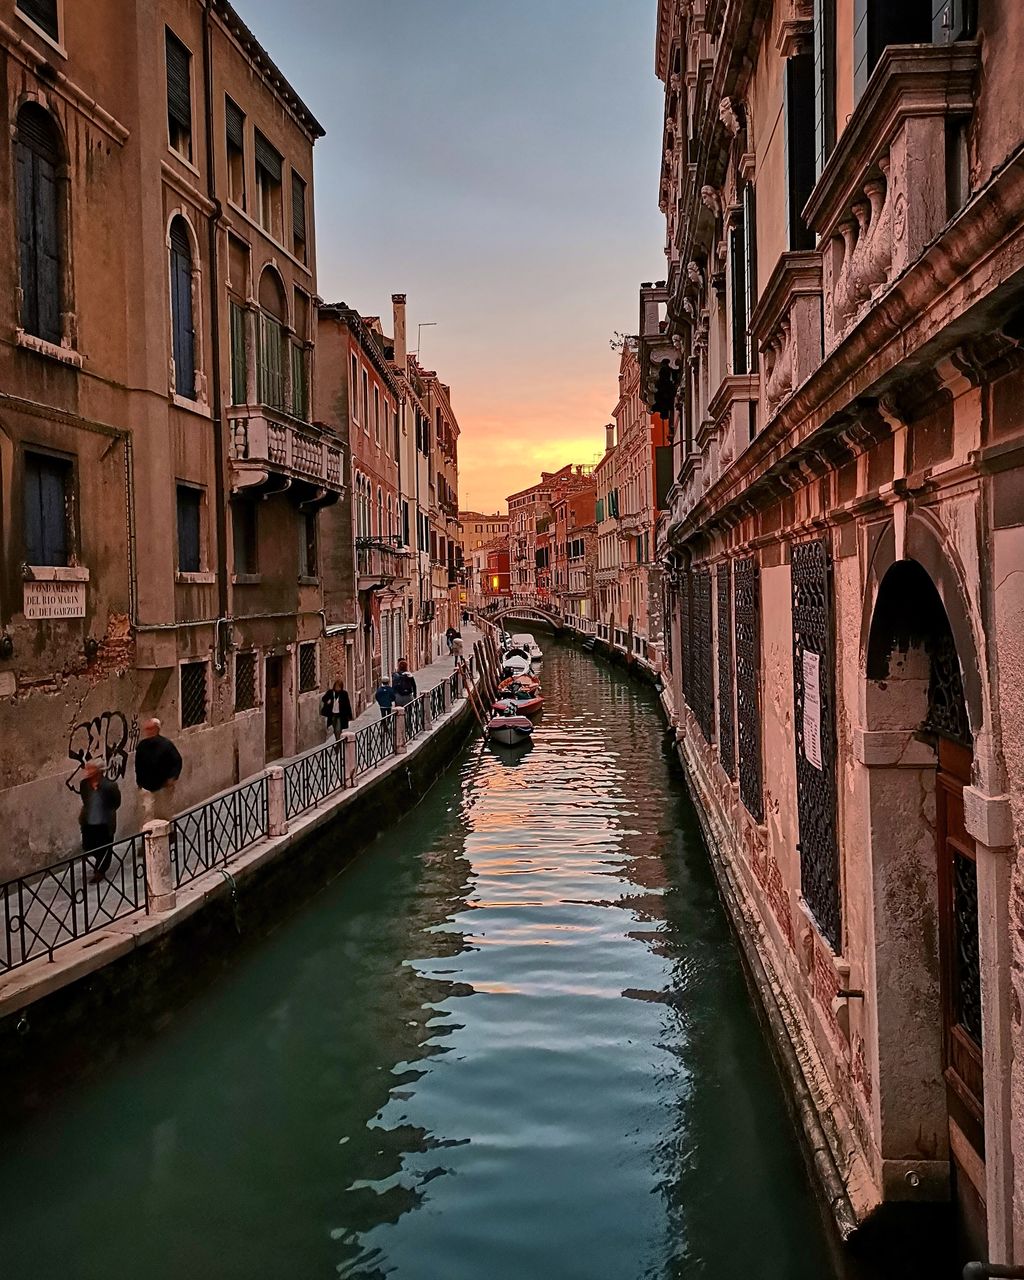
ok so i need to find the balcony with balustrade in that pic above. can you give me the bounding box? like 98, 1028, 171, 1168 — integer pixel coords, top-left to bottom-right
228, 407, 344, 501
803, 42, 980, 356
356, 537, 412, 591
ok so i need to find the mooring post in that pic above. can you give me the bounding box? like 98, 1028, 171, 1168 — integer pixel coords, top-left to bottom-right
343, 731, 358, 786
143, 819, 177, 914
267, 765, 288, 837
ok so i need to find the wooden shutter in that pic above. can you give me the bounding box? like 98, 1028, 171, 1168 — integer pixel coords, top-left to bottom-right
169, 221, 195, 398
176, 487, 201, 573
17, 0, 58, 40
15, 141, 38, 338
254, 131, 282, 183
165, 30, 192, 131
225, 97, 244, 150
290, 342, 307, 420
230, 302, 247, 405
743, 185, 758, 372
24, 453, 69, 567
259, 314, 284, 409
34, 155, 60, 344
813, 0, 837, 176
16, 109, 62, 345
291, 174, 306, 245
785, 53, 817, 251
729, 223, 748, 375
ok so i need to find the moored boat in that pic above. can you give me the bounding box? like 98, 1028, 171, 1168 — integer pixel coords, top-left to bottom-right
510, 632, 543, 667
485, 712, 534, 747
499, 646, 533, 679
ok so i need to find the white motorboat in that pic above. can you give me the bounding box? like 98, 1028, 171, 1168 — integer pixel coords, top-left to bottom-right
510, 633, 543, 667
486, 711, 534, 747
500, 646, 533, 678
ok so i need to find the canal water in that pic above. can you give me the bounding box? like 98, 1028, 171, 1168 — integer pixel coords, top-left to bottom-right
0, 640, 835, 1280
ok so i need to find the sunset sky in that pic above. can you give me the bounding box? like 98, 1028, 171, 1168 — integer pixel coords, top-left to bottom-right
237, 0, 665, 513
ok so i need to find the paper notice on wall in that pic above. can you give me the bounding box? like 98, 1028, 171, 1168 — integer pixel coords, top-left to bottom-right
24, 580, 86, 620
802, 648, 823, 771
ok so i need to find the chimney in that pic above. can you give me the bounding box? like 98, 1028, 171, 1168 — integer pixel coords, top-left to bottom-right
392, 293, 407, 368
605, 422, 616, 453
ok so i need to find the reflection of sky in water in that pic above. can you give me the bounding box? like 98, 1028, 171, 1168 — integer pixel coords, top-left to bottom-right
0, 644, 832, 1280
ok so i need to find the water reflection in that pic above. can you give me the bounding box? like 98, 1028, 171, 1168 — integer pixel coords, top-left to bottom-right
0, 641, 834, 1280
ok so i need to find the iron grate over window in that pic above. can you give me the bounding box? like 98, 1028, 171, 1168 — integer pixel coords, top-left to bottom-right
691, 567, 714, 742
717, 562, 736, 778
234, 652, 257, 712
298, 642, 317, 694
180, 661, 208, 728
790, 538, 841, 952
734, 556, 764, 822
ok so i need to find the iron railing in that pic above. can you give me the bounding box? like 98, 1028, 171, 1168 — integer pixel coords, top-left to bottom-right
353, 713, 397, 778
2, 660, 480, 971
405, 694, 427, 741
284, 739, 347, 820
171, 775, 269, 888
1, 834, 147, 973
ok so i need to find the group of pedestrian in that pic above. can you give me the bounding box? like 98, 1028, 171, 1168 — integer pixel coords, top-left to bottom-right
78, 719, 182, 883
374, 659, 418, 719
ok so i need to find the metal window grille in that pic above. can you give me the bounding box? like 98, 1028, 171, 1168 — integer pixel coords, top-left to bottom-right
298, 642, 317, 693
677, 568, 691, 698
734, 557, 764, 822
791, 538, 841, 951
234, 652, 257, 712
180, 661, 208, 728
717, 562, 736, 777
691, 567, 714, 742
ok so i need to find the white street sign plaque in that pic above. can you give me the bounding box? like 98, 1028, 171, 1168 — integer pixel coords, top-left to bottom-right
802, 648, 822, 771
24, 580, 86, 620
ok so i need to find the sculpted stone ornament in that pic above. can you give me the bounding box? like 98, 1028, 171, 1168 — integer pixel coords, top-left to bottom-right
719, 97, 742, 137
687, 260, 705, 291
700, 185, 722, 219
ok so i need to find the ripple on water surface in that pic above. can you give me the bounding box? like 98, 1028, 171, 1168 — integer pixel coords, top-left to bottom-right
0, 642, 834, 1280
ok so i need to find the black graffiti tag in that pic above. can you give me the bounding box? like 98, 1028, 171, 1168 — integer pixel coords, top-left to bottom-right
67, 711, 140, 793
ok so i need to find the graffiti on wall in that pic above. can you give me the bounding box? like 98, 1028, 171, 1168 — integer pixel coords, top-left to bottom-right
66, 711, 140, 793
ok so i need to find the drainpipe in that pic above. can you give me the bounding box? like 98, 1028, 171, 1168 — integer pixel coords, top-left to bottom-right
202, 1, 229, 671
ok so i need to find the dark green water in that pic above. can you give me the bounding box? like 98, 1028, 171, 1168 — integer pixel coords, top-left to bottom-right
0, 642, 835, 1279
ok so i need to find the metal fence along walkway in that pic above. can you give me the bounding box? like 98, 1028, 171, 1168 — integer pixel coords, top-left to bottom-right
0, 654, 479, 975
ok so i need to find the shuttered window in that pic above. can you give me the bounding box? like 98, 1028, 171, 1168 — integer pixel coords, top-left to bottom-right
290, 342, 307, 420
23, 451, 70, 567
17, 0, 58, 40
730, 221, 747, 376
176, 485, 202, 573
785, 54, 816, 251
226, 97, 246, 208
232, 500, 259, 575
15, 106, 62, 346
169, 218, 195, 399
743, 184, 758, 372
813, 0, 837, 177
258, 314, 285, 409
254, 132, 283, 238
292, 173, 307, 262
230, 301, 248, 405
165, 30, 192, 160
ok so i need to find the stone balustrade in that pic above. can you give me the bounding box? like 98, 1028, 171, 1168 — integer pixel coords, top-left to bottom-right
749, 252, 823, 422
804, 43, 980, 354
228, 405, 344, 497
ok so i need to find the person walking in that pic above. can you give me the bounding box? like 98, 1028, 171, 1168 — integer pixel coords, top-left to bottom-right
391, 660, 417, 709
78, 760, 121, 882
374, 677, 396, 718
320, 679, 353, 742
445, 625, 459, 655
452, 635, 464, 668
134, 718, 183, 824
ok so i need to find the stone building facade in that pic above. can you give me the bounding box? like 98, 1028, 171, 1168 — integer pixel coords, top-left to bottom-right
642, 0, 1024, 1263
0, 0, 336, 875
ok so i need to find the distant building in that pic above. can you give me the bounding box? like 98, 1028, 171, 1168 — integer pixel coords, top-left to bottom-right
459, 511, 509, 556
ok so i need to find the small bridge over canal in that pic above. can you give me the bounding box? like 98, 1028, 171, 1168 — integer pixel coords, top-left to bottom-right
482, 598, 564, 632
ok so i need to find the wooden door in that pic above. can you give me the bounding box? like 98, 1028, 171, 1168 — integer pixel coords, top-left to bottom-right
265, 656, 284, 761
936, 737, 986, 1257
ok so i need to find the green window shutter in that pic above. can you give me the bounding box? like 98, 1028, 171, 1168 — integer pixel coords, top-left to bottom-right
230, 303, 247, 405
290, 342, 307, 420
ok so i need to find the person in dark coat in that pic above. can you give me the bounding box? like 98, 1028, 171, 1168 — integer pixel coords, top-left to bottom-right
320, 679, 353, 741
391, 660, 417, 709
445, 626, 459, 654
135, 718, 183, 823
78, 761, 121, 882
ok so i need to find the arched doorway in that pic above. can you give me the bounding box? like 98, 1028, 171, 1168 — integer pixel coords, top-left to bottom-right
865, 557, 985, 1259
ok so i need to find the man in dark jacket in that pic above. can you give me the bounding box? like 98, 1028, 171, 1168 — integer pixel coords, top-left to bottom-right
79, 761, 121, 882
320, 679, 353, 741
391, 660, 417, 709
135, 718, 183, 823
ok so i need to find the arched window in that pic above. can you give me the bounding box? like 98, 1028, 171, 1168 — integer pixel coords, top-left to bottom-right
257, 267, 287, 410
377, 487, 383, 539
387, 494, 393, 540
169, 217, 195, 398
15, 104, 64, 345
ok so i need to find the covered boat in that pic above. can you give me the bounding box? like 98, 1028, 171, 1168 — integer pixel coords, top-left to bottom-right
485, 711, 534, 747
499, 646, 533, 679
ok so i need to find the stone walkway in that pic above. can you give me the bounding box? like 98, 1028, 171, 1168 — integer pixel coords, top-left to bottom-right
1, 628, 485, 975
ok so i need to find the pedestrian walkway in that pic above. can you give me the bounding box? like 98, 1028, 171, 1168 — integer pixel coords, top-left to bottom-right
348, 626, 481, 731
0, 630, 486, 977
